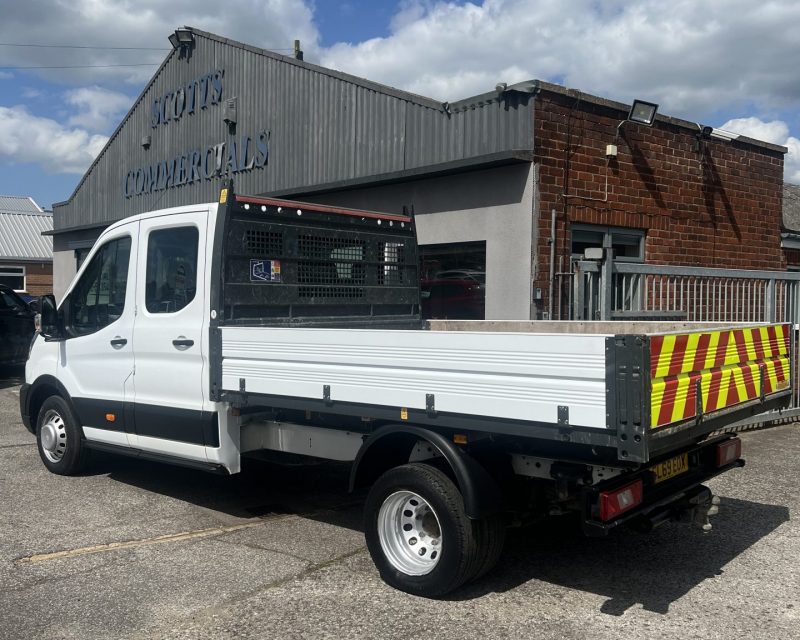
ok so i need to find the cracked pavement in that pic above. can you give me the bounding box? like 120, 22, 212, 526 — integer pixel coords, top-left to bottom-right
0, 365, 798, 639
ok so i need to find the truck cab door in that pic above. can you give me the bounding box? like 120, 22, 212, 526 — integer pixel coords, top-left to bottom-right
130, 211, 211, 458
58, 225, 137, 445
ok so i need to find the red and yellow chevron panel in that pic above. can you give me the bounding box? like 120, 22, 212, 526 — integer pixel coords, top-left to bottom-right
649, 324, 791, 429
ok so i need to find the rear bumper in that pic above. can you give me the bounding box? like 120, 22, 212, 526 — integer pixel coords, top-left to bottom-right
19, 383, 33, 433
581, 435, 744, 536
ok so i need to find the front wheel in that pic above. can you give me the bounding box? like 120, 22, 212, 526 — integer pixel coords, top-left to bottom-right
364, 463, 501, 597
36, 395, 88, 475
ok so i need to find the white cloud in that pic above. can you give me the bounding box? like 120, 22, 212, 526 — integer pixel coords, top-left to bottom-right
3, 0, 800, 185
0, 0, 320, 85
0, 71, 13, 80
783, 137, 800, 184
21, 87, 44, 99
0, 106, 108, 174
721, 117, 800, 184
65, 86, 133, 132
321, 0, 800, 120
720, 117, 789, 146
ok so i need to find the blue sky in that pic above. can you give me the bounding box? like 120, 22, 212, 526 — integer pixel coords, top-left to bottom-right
1, 0, 798, 210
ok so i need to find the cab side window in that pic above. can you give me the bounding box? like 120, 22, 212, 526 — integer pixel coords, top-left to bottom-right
67, 236, 131, 336
145, 227, 199, 314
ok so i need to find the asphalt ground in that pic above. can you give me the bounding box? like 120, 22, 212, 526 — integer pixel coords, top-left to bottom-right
0, 364, 798, 640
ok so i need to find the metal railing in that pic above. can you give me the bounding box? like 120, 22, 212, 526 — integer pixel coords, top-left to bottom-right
572, 260, 800, 324
567, 257, 800, 428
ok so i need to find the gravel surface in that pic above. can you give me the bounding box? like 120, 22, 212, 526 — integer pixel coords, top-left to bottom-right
1, 365, 797, 639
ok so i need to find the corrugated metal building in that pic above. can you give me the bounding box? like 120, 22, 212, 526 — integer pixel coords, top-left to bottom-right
52, 27, 786, 318
0, 196, 53, 295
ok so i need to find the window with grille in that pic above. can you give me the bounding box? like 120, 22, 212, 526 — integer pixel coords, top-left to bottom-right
244, 229, 283, 256
297, 235, 367, 290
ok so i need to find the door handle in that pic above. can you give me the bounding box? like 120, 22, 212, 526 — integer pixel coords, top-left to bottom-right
110, 337, 127, 348
172, 337, 194, 349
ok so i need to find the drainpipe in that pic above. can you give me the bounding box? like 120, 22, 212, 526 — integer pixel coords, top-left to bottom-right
548, 208, 556, 320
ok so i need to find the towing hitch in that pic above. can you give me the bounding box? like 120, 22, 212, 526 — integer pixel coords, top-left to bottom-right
675, 486, 720, 532
633, 485, 720, 533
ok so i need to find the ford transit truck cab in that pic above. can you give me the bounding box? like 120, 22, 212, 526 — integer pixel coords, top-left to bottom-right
20, 185, 792, 597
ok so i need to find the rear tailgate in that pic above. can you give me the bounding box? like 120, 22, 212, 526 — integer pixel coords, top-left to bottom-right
649, 324, 791, 429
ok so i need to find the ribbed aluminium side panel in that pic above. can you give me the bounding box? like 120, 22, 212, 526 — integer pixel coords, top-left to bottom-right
220, 327, 609, 430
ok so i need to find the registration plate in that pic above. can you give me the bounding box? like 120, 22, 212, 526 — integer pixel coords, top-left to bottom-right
651, 452, 689, 484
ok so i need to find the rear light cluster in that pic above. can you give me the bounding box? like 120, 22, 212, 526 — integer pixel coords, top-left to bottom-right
715, 438, 742, 468
599, 480, 643, 522
596, 439, 742, 524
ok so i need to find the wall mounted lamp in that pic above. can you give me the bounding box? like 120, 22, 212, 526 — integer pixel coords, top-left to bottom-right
627, 99, 659, 126
168, 28, 195, 59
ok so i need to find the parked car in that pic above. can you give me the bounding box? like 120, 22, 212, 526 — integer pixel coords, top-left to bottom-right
433, 269, 486, 284
0, 285, 36, 366
421, 278, 485, 319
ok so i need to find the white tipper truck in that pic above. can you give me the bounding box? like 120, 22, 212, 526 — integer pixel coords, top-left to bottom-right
21, 184, 792, 596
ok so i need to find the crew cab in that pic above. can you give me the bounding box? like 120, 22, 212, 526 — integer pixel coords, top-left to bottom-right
21, 185, 791, 596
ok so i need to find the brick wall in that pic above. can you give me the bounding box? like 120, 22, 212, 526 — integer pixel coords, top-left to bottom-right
25, 262, 53, 296
533, 90, 785, 316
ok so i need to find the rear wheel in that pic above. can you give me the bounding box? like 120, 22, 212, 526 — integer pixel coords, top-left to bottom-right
36, 395, 88, 476
364, 463, 503, 597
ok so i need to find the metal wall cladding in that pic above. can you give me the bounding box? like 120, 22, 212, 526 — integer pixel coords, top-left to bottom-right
55, 31, 534, 232
0, 213, 53, 260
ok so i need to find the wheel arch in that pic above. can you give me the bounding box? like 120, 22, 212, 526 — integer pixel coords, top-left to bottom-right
349, 425, 505, 519
27, 376, 81, 433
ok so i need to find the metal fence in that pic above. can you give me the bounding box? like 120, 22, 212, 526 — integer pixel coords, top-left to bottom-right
564, 257, 800, 428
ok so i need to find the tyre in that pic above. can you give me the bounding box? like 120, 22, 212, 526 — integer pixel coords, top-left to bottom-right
364, 463, 487, 597
36, 395, 88, 476
472, 513, 506, 580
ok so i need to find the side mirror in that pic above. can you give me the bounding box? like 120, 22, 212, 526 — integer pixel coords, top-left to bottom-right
37, 295, 64, 341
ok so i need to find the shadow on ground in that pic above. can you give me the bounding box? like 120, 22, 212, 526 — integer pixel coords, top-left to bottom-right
87, 451, 788, 613
457, 497, 789, 614
89, 451, 364, 531
0, 365, 24, 390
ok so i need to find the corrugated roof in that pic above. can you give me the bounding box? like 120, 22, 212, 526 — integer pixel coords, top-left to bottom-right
0, 195, 43, 215
0, 211, 53, 260
783, 183, 800, 233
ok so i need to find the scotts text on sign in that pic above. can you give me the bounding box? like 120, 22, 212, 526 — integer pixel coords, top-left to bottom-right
151, 69, 224, 128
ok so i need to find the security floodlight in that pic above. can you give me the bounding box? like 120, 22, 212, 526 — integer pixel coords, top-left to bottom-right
174, 28, 194, 45
168, 28, 194, 50
628, 99, 658, 126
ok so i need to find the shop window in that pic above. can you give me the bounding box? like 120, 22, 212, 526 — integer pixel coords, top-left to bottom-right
571, 225, 645, 262
0, 266, 25, 292
420, 241, 486, 320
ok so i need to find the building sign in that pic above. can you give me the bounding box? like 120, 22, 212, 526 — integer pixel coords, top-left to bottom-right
151, 69, 224, 128
123, 131, 269, 198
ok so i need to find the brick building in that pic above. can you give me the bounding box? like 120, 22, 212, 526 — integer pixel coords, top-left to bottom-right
51, 29, 787, 319
781, 183, 800, 268
0, 196, 54, 296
